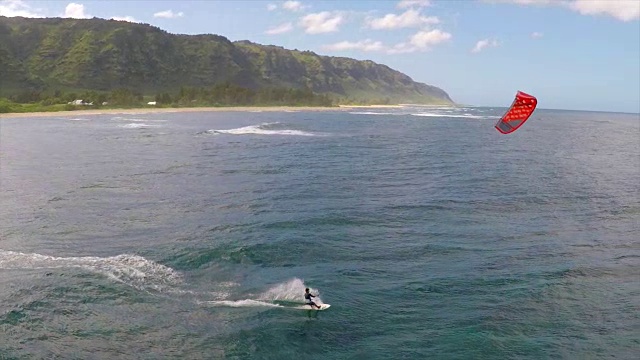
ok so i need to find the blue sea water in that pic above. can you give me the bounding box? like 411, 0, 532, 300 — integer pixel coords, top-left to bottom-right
0, 106, 638, 359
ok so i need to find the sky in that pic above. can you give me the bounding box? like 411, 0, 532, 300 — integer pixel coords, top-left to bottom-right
1, 0, 639, 113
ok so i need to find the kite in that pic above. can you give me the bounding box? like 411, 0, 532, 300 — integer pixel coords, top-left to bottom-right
495, 91, 537, 134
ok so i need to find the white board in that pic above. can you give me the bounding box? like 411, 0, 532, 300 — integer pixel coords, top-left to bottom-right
294, 303, 331, 310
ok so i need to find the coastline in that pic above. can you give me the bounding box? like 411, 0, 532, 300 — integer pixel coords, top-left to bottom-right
0, 105, 404, 119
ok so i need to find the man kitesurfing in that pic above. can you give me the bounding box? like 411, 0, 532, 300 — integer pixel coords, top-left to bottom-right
304, 288, 321, 309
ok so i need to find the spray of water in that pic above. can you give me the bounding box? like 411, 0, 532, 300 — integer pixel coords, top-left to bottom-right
0, 250, 181, 291
259, 278, 323, 304
1, 250, 322, 309
202, 278, 323, 309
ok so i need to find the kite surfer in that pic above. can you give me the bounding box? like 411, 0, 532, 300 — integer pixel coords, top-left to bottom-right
304, 288, 321, 309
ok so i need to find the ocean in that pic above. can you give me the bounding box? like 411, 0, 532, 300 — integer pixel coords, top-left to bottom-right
0, 106, 638, 359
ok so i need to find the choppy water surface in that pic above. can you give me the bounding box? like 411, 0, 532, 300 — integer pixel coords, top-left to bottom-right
1, 106, 638, 359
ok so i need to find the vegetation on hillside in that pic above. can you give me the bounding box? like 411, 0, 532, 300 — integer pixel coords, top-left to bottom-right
0, 16, 454, 112
0, 84, 335, 113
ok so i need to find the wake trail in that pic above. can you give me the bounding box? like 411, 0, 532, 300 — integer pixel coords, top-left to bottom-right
1, 251, 321, 310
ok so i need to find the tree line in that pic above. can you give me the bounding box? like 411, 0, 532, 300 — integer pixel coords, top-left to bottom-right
0, 83, 334, 112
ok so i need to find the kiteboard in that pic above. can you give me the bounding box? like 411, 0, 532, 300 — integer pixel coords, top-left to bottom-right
295, 304, 331, 311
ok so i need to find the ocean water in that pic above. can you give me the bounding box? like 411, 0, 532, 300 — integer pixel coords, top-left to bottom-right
0, 106, 638, 359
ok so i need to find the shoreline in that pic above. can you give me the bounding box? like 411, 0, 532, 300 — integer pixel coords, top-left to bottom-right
0, 105, 406, 119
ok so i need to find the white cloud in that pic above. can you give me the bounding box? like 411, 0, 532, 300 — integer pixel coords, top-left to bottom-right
153, 10, 184, 19
389, 42, 430, 54
299, 11, 344, 34
471, 38, 500, 53
389, 29, 451, 53
324, 28, 451, 54
409, 29, 452, 48
367, 9, 439, 30
482, 0, 639, 22
531, 31, 543, 38
568, 0, 639, 22
0, 0, 44, 17
397, 0, 431, 8
482, 0, 552, 5
266, 22, 294, 35
283, 1, 304, 12
323, 39, 385, 52
64, 2, 90, 19
111, 16, 139, 23
267, 3, 278, 11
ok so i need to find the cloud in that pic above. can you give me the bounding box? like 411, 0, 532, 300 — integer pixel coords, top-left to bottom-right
282, 1, 304, 12
299, 11, 344, 34
471, 38, 500, 53
64, 2, 91, 18
531, 31, 543, 38
267, 3, 277, 11
153, 10, 184, 19
390, 29, 452, 53
397, 0, 431, 8
410, 29, 452, 47
388, 43, 426, 54
482, 0, 639, 22
323, 39, 385, 52
266, 22, 294, 35
482, 0, 552, 5
367, 9, 439, 30
111, 16, 139, 23
0, 0, 44, 17
324, 29, 451, 54
568, 0, 639, 22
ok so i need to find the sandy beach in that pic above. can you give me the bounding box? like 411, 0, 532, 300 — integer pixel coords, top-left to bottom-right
0, 105, 406, 119
337, 105, 404, 108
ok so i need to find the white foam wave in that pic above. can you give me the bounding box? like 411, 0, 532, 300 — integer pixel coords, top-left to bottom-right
208, 123, 315, 136
119, 123, 160, 129
68, 118, 90, 121
0, 250, 181, 290
112, 117, 167, 122
204, 299, 283, 308
411, 112, 497, 119
349, 111, 391, 115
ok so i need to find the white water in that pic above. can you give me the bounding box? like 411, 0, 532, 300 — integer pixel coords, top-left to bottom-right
0, 250, 325, 310
118, 123, 160, 128
411, 112, 498, 119
208, 123, 316, 136
0, 250, 181, 290
203, 278, 325, 309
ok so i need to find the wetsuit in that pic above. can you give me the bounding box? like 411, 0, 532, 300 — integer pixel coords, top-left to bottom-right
304, 292, 319, 308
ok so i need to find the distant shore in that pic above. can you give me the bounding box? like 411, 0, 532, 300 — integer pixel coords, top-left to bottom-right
0, 105, 411, 119
337, 105, 404, 109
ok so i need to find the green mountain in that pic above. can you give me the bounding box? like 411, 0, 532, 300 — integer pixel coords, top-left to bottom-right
0, 16, 454, 105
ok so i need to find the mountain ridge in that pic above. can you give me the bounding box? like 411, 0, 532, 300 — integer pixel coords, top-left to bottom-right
0, 16, 454, 105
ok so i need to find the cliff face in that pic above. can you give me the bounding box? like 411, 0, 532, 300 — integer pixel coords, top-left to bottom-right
0, 16, 454, 104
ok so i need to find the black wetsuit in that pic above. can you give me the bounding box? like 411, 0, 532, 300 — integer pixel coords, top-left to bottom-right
304, 292, 318, 307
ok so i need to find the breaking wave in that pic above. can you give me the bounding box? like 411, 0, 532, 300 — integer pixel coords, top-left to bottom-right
349, 111, 396, 116
207, 122, 316, 136
411, 112, 498, 119
118, 123, 161, 129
